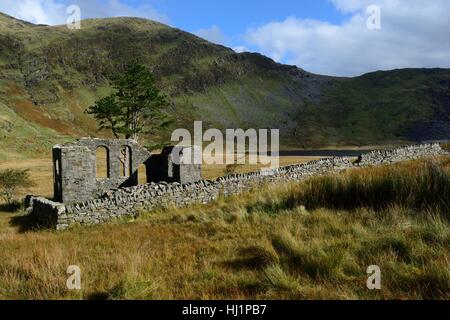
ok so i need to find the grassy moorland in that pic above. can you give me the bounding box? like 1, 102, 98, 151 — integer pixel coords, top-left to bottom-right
0, 156, 448, 300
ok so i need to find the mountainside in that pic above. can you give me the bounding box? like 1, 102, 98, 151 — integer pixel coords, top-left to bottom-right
294, 69, 450, 147
0, 12, 449, 157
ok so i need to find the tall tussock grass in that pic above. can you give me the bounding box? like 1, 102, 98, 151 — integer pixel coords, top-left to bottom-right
279, 160, 450, 214
223, 158, 450, 299
441, 142, 450, 152
0, 157, 448, 299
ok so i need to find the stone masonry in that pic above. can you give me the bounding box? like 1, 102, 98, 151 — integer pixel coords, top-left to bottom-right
53, 138, 200, 203
27, 143, 447, 230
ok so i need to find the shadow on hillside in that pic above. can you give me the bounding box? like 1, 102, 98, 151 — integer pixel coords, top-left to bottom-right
9, 214, 53, 233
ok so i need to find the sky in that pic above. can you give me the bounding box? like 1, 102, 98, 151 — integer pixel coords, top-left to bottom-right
1, 0, 449, 76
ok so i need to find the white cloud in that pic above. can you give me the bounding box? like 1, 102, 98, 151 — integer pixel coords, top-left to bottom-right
0, 0, 169, 25
0, 0, 63, 25
330, 0, 382, 13
233, 46, 248, 53
193, 25, 227, 45
245, 0, 450, 76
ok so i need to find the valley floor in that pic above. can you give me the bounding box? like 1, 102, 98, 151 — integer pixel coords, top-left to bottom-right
0, 155, 324, 200
0, 157, 448, 300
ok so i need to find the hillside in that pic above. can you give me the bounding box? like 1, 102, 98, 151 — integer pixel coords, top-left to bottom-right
0, 12, 449, 157
293, 69, 450, 147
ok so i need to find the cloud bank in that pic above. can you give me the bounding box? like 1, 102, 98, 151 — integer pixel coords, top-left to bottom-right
193, 25, 228, 45
193, 26, 250, 54
244, 0, 450, 76
0, 0, 169, 26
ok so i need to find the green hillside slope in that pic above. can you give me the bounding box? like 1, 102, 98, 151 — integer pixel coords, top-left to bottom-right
293, 69, 450, 146
0, 101, 71, 159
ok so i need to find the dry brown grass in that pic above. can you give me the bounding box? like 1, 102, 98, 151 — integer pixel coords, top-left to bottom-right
0, 155, 320, 201
0, 158, 53, 199
6, 84, 77, 135
202, 155, 323, 180
0, 157, 448, 300
0, 205, 283, 299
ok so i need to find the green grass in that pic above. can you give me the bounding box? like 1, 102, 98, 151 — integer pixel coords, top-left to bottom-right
295, 69, 450, 146
0, 101, 72, 160
176, 76, 305, 132
0, 157, 448, 299
1, 13, 448, 155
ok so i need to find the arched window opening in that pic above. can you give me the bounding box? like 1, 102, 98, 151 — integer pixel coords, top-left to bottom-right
54, 158, 62, 198
55, 159, 60, 176
120, 146, 132, 178
96, 146, 110, 179
138, 163, 148, 184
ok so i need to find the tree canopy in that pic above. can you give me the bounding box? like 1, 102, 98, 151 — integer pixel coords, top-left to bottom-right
0, 169, 35, 206
87, 63, 170, 141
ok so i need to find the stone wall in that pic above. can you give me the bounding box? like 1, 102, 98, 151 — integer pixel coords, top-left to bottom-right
28, 144, 447, 230
356, 143, 445, 166
53, 138, 202, 203
54, 138, 153, 203
147, 146, 202, 185
26, 196, 65, 229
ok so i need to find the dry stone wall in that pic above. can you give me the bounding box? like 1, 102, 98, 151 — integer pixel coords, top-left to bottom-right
53, 138, 153, 203
28, 144, 447, 230
357, 143, 445, 165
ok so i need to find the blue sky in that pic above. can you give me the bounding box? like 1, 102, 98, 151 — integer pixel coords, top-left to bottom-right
1, 0, 449, 76
148, 0, 348, 53
149, 0, 345, 35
